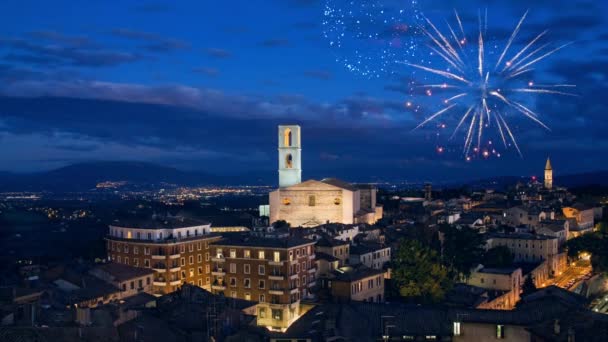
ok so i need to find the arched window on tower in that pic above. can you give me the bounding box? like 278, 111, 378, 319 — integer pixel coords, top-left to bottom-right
285, 154, 293, 168
284, 128, 292, 147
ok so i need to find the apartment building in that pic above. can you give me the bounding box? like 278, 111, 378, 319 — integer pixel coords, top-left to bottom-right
208, 236, 316, 331
89, 262, 155, 299
105, 217, 221, 295
486, 233, 566, 275
315, 236, 349, 266
349, 242, 391, 270
325, 265, 385, 303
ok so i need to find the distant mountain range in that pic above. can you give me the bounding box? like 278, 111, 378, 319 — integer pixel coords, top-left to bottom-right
0, 161, 607, 192
0, 161, 237, 192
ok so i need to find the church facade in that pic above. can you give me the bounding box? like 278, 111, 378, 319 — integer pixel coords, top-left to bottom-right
268, 125, 382, 228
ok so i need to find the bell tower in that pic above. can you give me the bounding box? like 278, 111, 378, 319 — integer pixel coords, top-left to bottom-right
544, 157, 553, 190
278, 125, 301, 188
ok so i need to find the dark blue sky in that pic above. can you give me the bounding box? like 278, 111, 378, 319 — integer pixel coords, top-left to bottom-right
0, 0, 607, 182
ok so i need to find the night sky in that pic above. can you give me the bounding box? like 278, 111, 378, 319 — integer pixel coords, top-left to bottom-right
0, 0, 607, 182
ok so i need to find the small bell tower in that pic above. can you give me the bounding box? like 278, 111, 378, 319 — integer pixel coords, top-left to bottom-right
278, 125, 301, 188
544, 157, 553, 190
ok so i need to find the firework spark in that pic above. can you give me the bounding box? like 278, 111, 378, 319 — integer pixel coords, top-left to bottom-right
402, 10, 576, 158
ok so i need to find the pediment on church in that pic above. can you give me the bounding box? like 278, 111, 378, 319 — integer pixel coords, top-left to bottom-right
284, 179, 347, 191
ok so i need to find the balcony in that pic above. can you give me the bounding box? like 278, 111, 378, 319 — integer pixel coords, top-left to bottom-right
151, 264, 167, 272
211, 284, 226, 291
169, 280, 181, 286
289, 287, 299, 294
169, 266, 181, 272
153, 281, 167, 287
307, 281, 316, 288
269, 289, 284, 295
211, 255, 226, 263
308, 254, 316, 260
151, 254, 166, 260
211, 268, 226, 276
268, 260, 284, 266
308, 267, 317, 274
269, 274, 285, 281
168, 253, 180, 259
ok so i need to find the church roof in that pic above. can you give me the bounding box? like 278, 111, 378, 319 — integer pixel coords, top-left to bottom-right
545, 157, 552, 170
320, 178, 358, 191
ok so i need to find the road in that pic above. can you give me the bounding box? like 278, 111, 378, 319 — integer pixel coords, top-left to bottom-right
546, 259, 592, 290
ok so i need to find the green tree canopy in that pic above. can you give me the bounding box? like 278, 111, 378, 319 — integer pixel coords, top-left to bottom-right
521, 275, 537, 297
566, 232, 608, 274
392, 239, 452, 304
439, 225, 485, 280
483, 246, 515, 268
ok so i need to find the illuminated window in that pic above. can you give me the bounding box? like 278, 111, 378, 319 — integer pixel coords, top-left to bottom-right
308, 195, 316, 206
497, 325, 505, 339
282, 198, 291, 205
245, 293, 251, 301
284, 128, 292, 147
244, 250, 251, 258
453, 322, 461, 336
127, 231, 132, 239
285, 154, 293, 168
274, 251, 281, 262
259, 251, 265, 260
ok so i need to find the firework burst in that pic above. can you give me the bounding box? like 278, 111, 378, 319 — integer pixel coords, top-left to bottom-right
402, 10, 576, 158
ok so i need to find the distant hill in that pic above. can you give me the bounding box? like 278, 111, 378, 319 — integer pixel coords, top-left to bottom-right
0, 161, 232, 192
1, 161, 607, 192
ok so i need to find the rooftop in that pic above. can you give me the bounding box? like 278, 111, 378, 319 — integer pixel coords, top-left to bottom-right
320, 178, 358, 191
487, 232, 557, 241
211, 235, 315, 249
110, 216, 210, 229
331, 266, 384, 282
92, 263, 155, 282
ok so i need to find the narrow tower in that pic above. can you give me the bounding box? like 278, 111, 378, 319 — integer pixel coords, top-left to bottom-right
424, 183, 432, 201
544, 157, 553, 190
278, 125, 301, 188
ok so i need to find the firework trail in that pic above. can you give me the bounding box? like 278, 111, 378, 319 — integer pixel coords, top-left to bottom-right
401, 10, 576, 158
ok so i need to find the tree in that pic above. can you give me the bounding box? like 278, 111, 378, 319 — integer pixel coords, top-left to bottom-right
566, 233, 608, 274
484, 246, 515, 268
272, 220, 290, 229
392, 239, 452, 304
521, 275, 537, 297
439, 225, 485, 280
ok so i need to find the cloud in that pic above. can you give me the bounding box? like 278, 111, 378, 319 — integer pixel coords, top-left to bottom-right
0, 37, 143, 67
27, 30, 93, 47
258, 39, 290, 47
303, 69, 332, 80
204, 48, 231, 59
193, 67, 220, 77
110, 28, 190, 52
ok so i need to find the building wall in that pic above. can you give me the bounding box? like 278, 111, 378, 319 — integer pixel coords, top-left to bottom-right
487, 236, 558, 264
453, 323, 530, 342
270, 187, 351, 227
315, 244, 349, 266
467, 269, 522, 309
106, 234, 220, 295
330, 274, 384, 303
350, 247, 391, 270
209, 242, 316, 330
